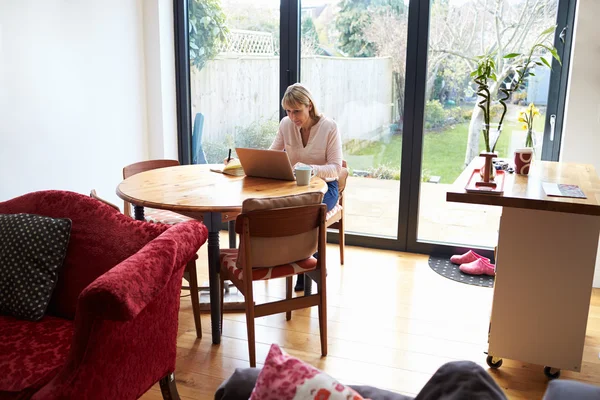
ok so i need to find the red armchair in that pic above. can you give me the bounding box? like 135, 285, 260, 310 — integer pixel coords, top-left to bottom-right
0, 190, 208, 400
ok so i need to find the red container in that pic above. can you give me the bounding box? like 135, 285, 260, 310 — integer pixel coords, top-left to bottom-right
514, 148, 533, 175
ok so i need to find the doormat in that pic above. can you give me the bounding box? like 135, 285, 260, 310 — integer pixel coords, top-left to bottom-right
428, 255, 494, 288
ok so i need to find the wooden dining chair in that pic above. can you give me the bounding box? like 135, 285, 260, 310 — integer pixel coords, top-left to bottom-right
326, 160, 349, 264
90, 189, 121, 212
219, 193, 328, 367
122, 159, 204, 338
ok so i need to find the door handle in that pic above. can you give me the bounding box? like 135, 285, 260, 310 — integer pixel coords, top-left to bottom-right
550, 114, 556, 141
559, 26, 567, 44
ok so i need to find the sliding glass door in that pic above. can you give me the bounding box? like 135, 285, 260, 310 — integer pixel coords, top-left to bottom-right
300, 1, 409, 239
175, 0, 575, 254
409, 0, 574, 253
188, 0, 281, 165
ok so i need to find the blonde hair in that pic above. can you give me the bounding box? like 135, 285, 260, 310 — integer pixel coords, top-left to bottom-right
281, 83, 321, 121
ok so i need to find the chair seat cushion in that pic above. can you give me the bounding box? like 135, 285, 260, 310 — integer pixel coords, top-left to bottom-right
220, 249, 317, 281
0, 315, 74, 393
144, 208, 194, 225
326, 204, 343, 221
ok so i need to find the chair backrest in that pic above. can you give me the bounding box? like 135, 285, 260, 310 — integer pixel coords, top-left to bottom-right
192, 112, 207, 164
338, 160, 349, 201
90, 189, 120, 212
122, 159, 180, 216
236, 192, 325, 269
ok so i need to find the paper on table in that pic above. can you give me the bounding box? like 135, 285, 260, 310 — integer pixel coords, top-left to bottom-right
542, 183, 587, 199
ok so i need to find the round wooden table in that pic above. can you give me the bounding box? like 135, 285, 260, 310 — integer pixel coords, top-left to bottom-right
116, 164, 327, 344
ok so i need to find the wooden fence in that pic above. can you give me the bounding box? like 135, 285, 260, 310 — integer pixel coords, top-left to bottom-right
191, 55, 393, 144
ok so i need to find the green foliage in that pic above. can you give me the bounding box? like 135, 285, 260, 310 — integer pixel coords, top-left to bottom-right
335, 0, 376, 57
202, 119, 279, 163
424, 100, 448, 129
189, 0, 228, 70
203, 135, 234, 164
301, 16, 319, 45
234, 119, 279, 150
367, 165, 400, 180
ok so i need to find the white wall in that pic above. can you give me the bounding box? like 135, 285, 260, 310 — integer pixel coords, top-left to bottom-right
0, 0, 177, 207
561, 0, 600, 287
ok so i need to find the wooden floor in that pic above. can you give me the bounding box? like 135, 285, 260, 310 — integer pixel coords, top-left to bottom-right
142, 233, 600, 400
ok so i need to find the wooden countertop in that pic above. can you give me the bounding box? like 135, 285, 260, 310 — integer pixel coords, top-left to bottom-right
446, 157, 600, 216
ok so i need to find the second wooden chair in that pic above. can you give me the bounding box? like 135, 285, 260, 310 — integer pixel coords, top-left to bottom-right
219, 192, 328, 367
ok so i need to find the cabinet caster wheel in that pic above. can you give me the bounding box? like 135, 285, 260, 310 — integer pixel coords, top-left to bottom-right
486, 355, 503, 369
544, 366, 560, 379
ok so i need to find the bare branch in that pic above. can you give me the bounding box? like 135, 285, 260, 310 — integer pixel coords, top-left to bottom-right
430, 48, 475, 70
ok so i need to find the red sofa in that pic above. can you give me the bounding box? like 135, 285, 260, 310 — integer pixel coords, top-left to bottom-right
0, 190, 208, 400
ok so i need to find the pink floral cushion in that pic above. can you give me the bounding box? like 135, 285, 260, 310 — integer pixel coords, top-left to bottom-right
250, 344, 364, 400
220, 249, 317, 281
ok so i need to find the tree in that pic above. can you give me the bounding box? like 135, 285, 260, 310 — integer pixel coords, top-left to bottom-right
189, 0, 228, 70
335, 0, 376, 57
364, 12, 408, 126
335, 0, 406, 57
428, 0, 558, 166
301, 15, 321, 56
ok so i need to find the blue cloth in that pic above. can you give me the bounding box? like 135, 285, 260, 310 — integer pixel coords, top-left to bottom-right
323, 180, 339, 212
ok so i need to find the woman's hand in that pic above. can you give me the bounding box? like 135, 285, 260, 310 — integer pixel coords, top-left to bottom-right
293, 162, 312, 171
223, 157, 238, 165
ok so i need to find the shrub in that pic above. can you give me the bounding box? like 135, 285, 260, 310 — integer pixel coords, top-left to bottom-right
367, 164, 400, 180
203, 134, 234, 164
234, 119, 279, 150
202, 119, 278, 163
490, 103, 505, 120
424, 100, 448, 130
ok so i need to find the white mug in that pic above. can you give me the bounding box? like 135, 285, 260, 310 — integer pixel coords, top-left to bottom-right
295, 166, 313, 186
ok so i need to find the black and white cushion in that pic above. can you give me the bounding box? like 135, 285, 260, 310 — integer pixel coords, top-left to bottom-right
0, 213, 72, 321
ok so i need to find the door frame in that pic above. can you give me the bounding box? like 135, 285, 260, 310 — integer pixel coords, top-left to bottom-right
173, 0, 576, 258
403, 0, 577, 257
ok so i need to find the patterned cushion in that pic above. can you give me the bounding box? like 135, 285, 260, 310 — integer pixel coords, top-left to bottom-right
250, 344, 364, 400
326, 204, 343, 221
0, 315, 74, 393
239, 193, 323, 268
220, 249, 317, 281
144, 208, 194, 225
0, 214, 72, 321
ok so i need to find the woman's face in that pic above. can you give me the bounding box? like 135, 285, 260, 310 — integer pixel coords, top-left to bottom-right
285, 102, 312, 128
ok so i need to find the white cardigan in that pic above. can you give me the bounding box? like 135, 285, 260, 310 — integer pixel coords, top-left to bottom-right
269, 116, 343, 181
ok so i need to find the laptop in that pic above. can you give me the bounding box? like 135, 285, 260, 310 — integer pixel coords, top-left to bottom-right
235, 148, 296, 181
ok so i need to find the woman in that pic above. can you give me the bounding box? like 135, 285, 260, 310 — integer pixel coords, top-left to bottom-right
270, 83, 343, 291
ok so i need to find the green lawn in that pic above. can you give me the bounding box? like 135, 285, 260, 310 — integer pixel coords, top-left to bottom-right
344, 110, 544, 184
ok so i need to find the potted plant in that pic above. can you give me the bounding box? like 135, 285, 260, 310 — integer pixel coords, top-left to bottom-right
470, 26, 561, 180
519, 103, 540, 149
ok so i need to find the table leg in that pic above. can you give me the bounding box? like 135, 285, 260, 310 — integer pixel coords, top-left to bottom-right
134, 205, 145, 221
228, 220, 237, 249
203, 212, 222, 344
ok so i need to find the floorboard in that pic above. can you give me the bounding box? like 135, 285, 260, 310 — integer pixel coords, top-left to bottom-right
141, 232, 600, 399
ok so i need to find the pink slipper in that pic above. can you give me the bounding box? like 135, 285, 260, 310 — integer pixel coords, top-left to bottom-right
450, 250, 489, 265
459, 258, 496, 276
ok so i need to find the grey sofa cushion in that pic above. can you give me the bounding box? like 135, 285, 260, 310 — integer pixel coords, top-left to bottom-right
214, 368, 413, 400
543, 380, 600, 400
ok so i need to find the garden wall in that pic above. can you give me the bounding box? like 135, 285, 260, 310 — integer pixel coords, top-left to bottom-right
191, 55, 393, 143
